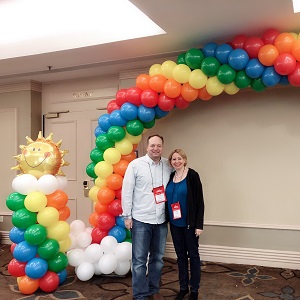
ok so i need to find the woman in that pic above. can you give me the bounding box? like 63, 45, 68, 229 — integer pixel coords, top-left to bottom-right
166, 149, 204, 300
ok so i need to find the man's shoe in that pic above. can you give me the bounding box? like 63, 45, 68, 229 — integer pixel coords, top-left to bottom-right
188, 292, 198, 300
175, 289, 189, 300
150, 293, 164, 300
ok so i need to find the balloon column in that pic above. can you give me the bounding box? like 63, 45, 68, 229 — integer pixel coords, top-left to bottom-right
85, 28, 300, 246
7, 132, 70, 295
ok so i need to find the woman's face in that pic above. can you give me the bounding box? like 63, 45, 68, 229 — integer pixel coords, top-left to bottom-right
171, 152, 185, 171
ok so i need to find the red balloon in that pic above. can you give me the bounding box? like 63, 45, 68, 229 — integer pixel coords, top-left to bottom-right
262, 28, 280, 45
115, 89, 127, 106
115, 188, 122, 200
274, 53, 296, 75
91, 227, 108, 244
107, 199, 122, 216
10, 243, 17, 253
288, 62, 300, 86
39, 271, 60, 293
8, 258, 26, 277
231, 34, 247, 49
97, 212, 115, 230
158, 93, 175, 111
243, 37, 265, 59
107, 100, 120, 113
140, 89, 159, 107
174, 95, 190, 109
125, 87, 143, 106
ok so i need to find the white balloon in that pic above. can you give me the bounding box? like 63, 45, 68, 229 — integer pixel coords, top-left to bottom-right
93, 262, 103, 275
70, 220, 86, 236
76, 231, 92, 249
114, 260, 131, 276
12, 174, 37, 195
85, 227, 93, 235
84, 244, 103, 263
37, 174, 58, 195
67, 248, 85, 267
101, 236, 118, 254
114, 242, 132, 261
56, 175, 68, 190
76, 261, 95, 281
98, 254, 118, 274
68, 233, 77, 250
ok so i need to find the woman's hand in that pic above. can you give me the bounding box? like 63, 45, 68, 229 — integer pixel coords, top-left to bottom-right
195, 229, 203, 237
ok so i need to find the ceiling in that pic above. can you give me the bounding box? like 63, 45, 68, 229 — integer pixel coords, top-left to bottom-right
0, 0, 300, 85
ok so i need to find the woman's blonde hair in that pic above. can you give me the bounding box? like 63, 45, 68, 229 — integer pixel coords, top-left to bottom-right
168, 149, 187, 166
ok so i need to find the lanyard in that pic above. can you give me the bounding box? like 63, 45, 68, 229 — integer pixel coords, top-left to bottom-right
147, 161, 164, 189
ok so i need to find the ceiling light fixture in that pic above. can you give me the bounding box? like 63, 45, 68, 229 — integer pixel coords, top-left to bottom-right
292, 0, 300, 13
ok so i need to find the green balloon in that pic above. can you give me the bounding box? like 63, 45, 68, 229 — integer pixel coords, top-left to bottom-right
48, 251, 68, 273
143, 119, 156, 129
185, 48, 205, 69
95, 133, 115, 150
251, 78, 267, 92
124, 238, 132, 243
6, 192, 25, 211
177, 53, 186, 65
107, 126, 126, 142
38, 238, 60, 260
125, 228, 131, 239
90, 148, 104, 163
126, 119, 144, 136
24, 224, 47, 246
86, 162, 97, 178
234, 70, 252, 89
201, 57, 221, 77
217, 64, 236, 84
12, 208, 37, 229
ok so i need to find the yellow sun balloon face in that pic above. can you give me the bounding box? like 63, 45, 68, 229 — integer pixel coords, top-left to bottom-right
12, 132, 69, 179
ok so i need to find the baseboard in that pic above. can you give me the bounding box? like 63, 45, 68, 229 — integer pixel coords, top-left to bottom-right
165, 242, 300, 269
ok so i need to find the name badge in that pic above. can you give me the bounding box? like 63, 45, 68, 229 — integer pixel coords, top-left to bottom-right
171, 202, 182, 219
153, 186, 166, 204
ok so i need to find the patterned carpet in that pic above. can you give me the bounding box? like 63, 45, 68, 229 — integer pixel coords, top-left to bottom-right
1, 244, 299, 300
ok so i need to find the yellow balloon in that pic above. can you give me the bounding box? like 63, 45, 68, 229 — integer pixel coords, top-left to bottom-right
290, 32, 298, 40
59, 236, 72, 252
89, 185, 100, 202
37, 206, 59, 227
115, 138, 133, 155
125, 132, 142, 144
94, 161, 113, 179
206, 76, 225, 96
95, 177, 107, 188
47, 220, 70, 241
161, 60, 177, 79
172, 64, 191, 84
103, 148, 121, 165
224, 82, 240, 95
189, 69, 208, 89
149, 64, 162, 76
24, 191, 47, 212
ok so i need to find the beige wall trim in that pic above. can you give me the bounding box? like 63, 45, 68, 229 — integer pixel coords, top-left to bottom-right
0, 81, 42, 93
165, 242, 300, 269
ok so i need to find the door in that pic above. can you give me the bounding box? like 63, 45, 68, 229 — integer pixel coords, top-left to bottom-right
44, 109, 105, 226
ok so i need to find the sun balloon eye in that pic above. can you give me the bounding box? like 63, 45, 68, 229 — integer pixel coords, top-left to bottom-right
32, 147, 36, 151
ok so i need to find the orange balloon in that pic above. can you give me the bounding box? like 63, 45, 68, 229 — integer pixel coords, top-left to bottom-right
121, 151, 136, 162
292, 40, 300, 61
97, 186, 116, 204
132, 144, 138, 150
198, 86, 213, 101
164, 79, 182, 98
136, 74, 150, 91
181, 82, 199, 102
94, 202, 108, 214
258, 44, 279, 66
106, 173, 123, 190
89, 211, 100, 227
18, 276, 39, 295
113, 159, 129, 176
149, 74, 167, 93
58, 206, 70, 221
47, 190, 68, 210
274, 32, 295, 54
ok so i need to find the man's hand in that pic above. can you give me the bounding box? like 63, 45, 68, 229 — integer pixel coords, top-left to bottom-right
125, 219, 133, 230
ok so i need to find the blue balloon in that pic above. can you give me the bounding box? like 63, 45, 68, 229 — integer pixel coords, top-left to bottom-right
115, 216, 126, 228
245, 58, 265, 79
120, 102, 138, 120
98, 114, 111, 132
228, 49, 249, 70
215, 43, 233, 64
261, 66, 281, 87
202, 42, 218, 57
108, 225, 126, 243
57, 269, 68, 285
9, 227, 25, 244
138, 105, 155, 123
13, 241, 37, 262
280, 75, 290, 85
109, 110, 127, 126
25, 257, 48, 279
155, 106, 169, 119
94, 126, 105, 137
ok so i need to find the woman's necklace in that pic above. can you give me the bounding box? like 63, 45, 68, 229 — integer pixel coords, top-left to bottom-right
174, 167, 185, 182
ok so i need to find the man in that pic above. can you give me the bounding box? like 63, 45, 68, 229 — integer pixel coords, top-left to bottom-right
122, 134, 173, 300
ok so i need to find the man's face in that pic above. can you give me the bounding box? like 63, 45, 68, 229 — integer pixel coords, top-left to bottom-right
146, 136, 163, 161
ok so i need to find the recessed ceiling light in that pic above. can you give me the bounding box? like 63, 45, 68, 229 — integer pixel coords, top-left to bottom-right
292, 0, 300, 13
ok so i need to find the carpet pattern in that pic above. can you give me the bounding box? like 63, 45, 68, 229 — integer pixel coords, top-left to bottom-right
1, 244, 299, 300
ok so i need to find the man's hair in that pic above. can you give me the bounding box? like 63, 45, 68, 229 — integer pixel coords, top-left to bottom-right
147, 134, 164, 144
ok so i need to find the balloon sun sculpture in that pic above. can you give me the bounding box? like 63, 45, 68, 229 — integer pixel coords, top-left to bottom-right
85, 28, 300, 245
7, 132, 70, 295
